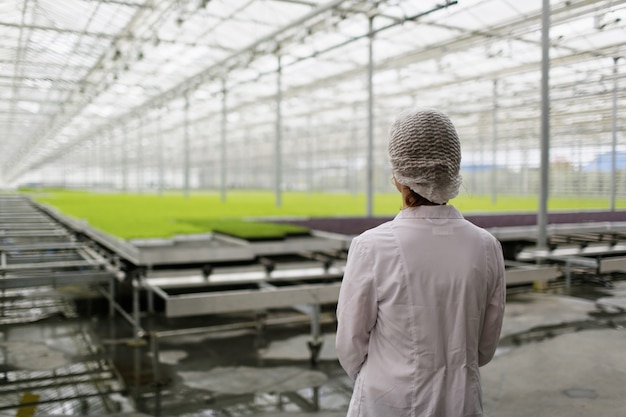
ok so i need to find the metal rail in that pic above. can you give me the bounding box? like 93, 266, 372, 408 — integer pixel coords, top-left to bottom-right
0, 194, 118, 313
0, 195, 128, 414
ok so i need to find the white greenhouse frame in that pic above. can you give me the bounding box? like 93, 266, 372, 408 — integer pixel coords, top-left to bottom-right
1, 0, 624, 225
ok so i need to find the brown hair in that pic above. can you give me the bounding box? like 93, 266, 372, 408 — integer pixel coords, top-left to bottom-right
404, 189, 441, 207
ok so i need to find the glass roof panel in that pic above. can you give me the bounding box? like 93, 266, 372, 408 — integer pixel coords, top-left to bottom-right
1, 0, 624, 187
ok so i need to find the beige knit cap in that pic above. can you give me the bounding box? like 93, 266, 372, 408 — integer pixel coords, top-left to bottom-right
388, 109, 462, 204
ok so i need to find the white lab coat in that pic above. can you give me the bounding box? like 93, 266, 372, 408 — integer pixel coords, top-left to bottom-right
336, 205, 505, 417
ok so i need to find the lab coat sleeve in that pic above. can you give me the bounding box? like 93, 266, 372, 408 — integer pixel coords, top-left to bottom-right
478, 238, 506, 366
335, 237, 378, 380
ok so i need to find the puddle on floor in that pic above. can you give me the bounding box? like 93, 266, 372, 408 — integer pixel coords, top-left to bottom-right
94, 316, 351, 416
498, 283, 626, 350
0, 340, 70, 370
179, 366, 327, 394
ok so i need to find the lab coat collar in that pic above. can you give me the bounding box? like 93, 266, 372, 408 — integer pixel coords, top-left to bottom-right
394, 204, 464, 220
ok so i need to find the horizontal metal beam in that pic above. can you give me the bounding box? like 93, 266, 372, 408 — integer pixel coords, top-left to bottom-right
0, 270, 113, 289
504, 262, 561, 285
0, 258, 105, 272
159, 281, 342, 317
0, 230, 69, 238
0, 20, 122, 38
599, 257, 626, 273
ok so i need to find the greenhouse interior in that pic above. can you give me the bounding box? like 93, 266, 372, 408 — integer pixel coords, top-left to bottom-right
1, 0, 626, 416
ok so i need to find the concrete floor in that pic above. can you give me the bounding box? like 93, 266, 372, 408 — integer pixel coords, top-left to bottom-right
482, 283, 626, 417
2, 282, 625, 416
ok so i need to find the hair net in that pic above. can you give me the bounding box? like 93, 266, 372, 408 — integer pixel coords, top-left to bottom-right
388, 109, 462, 204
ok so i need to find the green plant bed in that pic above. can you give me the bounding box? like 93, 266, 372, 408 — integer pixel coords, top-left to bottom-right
28, 189, 626, 240
185, 218, 310, 241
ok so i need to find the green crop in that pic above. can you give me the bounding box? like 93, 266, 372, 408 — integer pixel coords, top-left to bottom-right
27, 189, 625, 240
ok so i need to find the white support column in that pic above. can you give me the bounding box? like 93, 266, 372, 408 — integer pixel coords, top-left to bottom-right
275, 54, 283, 207
183, 94, 190, 198
366, 16, 375, 216
349, 102, 358, 195
97, 135, 104, 189
103, 132, 110, 189
122, 126, 129, 193
137, 117, 144, 193
90, 139, 96, 188
221, 79, 228, 202
306, 115, 313, 194
157, 108, 165, 196
610, 57, 620, 211
491, 79, 498, 205
537, 0, 551, 251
